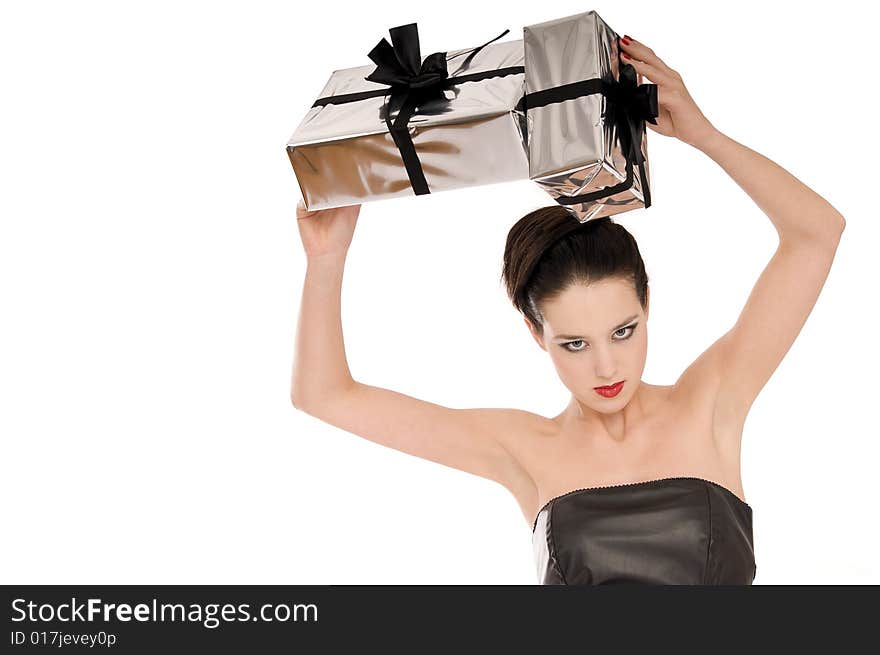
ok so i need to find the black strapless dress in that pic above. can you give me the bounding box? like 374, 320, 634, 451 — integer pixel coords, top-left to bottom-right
532, 476, 756, 585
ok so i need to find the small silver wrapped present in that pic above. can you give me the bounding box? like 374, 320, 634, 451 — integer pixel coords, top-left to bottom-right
521, 10, 659, 221
286, 23, 529, 210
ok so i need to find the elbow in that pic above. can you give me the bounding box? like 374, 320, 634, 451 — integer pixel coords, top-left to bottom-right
784, 213, 846, 249
290, 379, 355, 414
831, 214, 846, 247
824, 214, 845, 249
291, 396, 317, 417
290, 387, 309, 412
288, 388, 329, 415
816, 212, 846, 243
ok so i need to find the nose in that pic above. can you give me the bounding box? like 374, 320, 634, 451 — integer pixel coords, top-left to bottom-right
594, 347, 617, 381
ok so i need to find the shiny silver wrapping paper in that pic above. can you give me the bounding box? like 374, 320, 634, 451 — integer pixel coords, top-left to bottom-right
286, 35, 529, 211
523, 11, 654, 221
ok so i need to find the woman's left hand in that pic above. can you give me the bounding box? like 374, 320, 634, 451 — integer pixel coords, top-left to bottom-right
619, 35, 719, 150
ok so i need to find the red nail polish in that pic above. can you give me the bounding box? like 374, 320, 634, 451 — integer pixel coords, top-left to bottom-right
622, 52, 631, 59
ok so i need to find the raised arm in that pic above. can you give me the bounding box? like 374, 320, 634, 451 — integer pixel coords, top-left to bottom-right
290, 201, 535, 498
685, 129, 845, 428
619, 36, 846, 447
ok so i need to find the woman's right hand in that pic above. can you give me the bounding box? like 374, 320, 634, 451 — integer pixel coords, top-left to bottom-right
295, 198, 361, 259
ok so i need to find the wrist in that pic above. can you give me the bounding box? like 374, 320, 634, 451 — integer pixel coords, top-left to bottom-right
306, 250, 348, 269
690, 126, 727, 154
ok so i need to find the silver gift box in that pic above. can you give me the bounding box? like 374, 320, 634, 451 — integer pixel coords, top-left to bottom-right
286, 24, 530, 211
522, 10, 658, 221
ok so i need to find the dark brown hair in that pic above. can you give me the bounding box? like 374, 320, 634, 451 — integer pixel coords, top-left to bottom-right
501, 205, 649, 336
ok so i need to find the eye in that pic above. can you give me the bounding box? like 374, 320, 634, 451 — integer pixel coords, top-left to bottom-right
562, 339, 586, 353
560, 323, 637, 353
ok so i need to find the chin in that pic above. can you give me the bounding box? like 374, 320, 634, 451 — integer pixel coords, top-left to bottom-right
593, 396, 629, 411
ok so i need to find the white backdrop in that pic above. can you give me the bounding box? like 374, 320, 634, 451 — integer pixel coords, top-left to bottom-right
1, 0, 876, 584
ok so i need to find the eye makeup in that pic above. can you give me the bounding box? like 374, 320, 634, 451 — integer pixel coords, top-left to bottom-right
560, 321, 638, 353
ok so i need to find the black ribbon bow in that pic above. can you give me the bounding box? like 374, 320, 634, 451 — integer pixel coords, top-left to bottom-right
601, 62, 658, 209
361, 23, 510, 195
363, 24, 453, 195
516, 44, 659, 210
310, 23, 520, 196
364, 24, 449, 91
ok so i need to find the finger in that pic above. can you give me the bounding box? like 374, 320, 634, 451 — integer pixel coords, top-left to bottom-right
619, 37, 680, 79
620, 53, 677, 89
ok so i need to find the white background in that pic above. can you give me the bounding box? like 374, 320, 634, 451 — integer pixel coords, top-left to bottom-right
1, 0, 876, 584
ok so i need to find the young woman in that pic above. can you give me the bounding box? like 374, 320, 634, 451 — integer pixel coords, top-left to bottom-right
290, 35, 845, 584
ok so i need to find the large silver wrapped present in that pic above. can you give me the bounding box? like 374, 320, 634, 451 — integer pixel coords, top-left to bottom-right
521, 10, 659, 221
286, 23, 529, 210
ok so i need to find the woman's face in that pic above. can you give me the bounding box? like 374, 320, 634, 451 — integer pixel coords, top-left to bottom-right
526, 278, 649, 413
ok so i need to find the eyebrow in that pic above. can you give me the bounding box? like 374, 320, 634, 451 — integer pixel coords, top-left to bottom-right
553, 314, 640, 341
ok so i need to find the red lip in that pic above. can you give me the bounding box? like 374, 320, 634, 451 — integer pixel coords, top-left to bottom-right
594, 381, 624, 397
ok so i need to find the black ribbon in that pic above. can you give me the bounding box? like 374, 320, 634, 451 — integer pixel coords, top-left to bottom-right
311, 27, 657, 206
516, 44, 658, 209
311, 23, 520, 196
